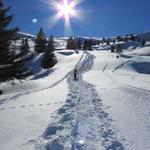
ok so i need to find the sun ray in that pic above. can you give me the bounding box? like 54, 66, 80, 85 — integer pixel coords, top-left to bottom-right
70, 0, 86, 7
64, 16, 72, 36
45, 12, 62, 29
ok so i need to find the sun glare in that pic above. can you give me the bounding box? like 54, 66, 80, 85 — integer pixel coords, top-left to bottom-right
40, 0, 85, 36
57, 0, 75, 20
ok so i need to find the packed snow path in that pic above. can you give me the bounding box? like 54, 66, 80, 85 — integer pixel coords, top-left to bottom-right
36, 52, 124, 150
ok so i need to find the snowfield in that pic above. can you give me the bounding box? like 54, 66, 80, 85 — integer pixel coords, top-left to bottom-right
0, 38, 150, 150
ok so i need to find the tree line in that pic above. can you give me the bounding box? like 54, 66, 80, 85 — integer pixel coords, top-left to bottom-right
66, 36, 95, 50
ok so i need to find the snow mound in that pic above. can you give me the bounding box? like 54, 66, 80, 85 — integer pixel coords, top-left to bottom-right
128, 46, 150, 56
121, 41, 140, 50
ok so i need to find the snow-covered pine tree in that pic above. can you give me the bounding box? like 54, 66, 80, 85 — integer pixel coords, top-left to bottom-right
41, 36, 57, 71
0, 1, 32, 85
34, 27, 47, 53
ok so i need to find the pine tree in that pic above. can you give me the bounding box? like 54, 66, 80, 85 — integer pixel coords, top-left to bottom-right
66, 36, 77, 50
0, 1, 15, 72
83, 39, 93, 50
116, 44, 122, 53
83, 39, 88, 50
106, 39, 110, 45
87, 39, 93, 50
130, 34, 136, 41
20, 38, 29, 55
0, 1, 31, 84
47, 35, 55, 52
77, 39, 82, 49
34, 27, 47, 53
111, 45, 115, 53
113, 39, 116, 45
141, 39, 146, 47
102, 37, 106, 44
41, 36, 57, 71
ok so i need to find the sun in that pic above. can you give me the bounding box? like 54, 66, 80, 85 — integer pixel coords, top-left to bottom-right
57, 0, 75, 20
39, 0, 85, 36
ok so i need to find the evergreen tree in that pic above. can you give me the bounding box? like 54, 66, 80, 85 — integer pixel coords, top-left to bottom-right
116, 44, 122, 53
0, 1, 15, 73
77, 39, 82, 49
102, 37, 106, 45
0, 1, 32, 84
130, 34, 136, 41
113, 39, 116, 45
117, 36, 122, 42
87, 39, 93, 50
34, 27, 47, 53
106, 39, 110, 45
141, 39, 146, 47
20, 38, 29, 55
66, 36, 77, 50
83, 39, 93, 50
83, 39, 87, 50
111, 45, 115, 53
41, 36, 57, 71
97, 40, 101, 45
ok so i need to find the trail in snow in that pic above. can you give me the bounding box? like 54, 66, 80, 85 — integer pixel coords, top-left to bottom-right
35, 52, 124, 150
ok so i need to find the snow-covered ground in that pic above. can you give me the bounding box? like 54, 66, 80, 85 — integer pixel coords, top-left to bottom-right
0, 49, 83, 150
0, 37, 150, 150
83, 50, 150, 150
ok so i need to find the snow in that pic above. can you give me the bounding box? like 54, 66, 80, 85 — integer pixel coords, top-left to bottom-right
83, 49, 150, 149
17, 32, 36, 38
0, 36, 150, 150
0, 49, 83, 150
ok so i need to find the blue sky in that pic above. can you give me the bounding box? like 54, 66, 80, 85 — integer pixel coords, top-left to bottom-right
5, 0, 150, 37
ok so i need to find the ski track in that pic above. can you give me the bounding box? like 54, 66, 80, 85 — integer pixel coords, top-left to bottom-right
35, 52, 124, 150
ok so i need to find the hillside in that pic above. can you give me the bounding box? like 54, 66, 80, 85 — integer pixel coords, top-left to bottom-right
0, 32, 150, 150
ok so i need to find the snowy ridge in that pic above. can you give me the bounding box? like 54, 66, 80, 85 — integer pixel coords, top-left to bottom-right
17, 32, 36, 38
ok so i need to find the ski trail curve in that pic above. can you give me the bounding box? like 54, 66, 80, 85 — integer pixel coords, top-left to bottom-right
35, 52, 124, 150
